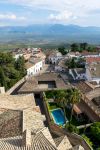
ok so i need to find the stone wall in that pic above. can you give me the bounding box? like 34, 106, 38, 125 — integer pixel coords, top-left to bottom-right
6, 76, 28, 95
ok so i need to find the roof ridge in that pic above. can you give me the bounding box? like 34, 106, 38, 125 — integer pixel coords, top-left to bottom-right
54, 135, 65, 147
34, 131, 57, 150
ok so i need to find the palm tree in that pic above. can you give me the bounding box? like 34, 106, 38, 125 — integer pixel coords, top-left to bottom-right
68, 88, 81, 125
55, 90, 67, 116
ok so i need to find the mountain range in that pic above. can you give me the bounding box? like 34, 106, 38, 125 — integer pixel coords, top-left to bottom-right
0, 24, 100, 44
0, 24, 100, 34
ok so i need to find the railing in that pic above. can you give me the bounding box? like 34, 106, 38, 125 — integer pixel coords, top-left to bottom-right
77, 123, 93, 129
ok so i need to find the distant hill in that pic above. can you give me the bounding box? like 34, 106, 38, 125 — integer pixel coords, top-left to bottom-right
0, 24, 100, 34
0, 24, 100, 44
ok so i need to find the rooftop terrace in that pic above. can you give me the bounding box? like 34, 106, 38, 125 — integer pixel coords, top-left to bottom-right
18, 73, 71, 94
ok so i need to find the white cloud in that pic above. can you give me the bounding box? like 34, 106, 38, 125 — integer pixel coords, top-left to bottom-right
0, 14, 16, 20
0, 13, 26, 21
3, 0, 100, 12
3, 0, 100, 20
0, 0, 100, 26
49, 11, 77, 23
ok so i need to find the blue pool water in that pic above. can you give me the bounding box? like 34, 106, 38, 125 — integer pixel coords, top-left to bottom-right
51, 109, 67, 126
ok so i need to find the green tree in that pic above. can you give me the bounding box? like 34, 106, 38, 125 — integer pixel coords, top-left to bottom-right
58, 47, 67, 55
80, 43, 88, 50
55, 90, 67, 116
0, 52, 14, 65
15, 56, 26, 77
82, 134, 93, 147
66, 58, 77, 68
90, 122, 100, 141
68, 88, 81, 124
0, 67, 7, 89
71, 43, 80, 52
65, 123, 79, 134
87, 46, 96, 52
66, 57, 85, 68
0, 52, 26, 90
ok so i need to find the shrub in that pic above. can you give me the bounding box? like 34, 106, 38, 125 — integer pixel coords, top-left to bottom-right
82, 134, 93, 147
90, 122, 100, 141
65, 124, 79, 134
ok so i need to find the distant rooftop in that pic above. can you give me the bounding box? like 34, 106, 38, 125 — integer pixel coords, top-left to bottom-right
25, 56, 43, 69
89, 63, 100, 78
81, 51, 99, 56
25, 61, 34, 69
57, 58, 68, 69
48, 51, 62, 57
86, 57, 100, 63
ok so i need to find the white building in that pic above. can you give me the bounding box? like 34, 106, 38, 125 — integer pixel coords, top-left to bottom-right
14, 53, 23, 60
69, 63, 100, 84
48, 51, 63, 64
67, 52, 81, 58
25, 57, 44, 76
81, 51, 100, 58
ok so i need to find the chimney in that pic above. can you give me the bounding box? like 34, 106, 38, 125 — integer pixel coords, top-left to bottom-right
22, 129, 31, 147
0, 87, 5, 94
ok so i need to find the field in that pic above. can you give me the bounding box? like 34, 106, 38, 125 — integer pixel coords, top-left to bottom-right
0, 40, 70, 52
0, 31, 99, 52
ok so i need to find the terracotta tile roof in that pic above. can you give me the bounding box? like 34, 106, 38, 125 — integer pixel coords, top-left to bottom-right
57, 58, 68, 69
25, 61, 34, 69
25, 56, 43, 69
86, 57, 100, 63
48, 51, 62, 57
82, 51, 99, 56
73, 104, 82, 114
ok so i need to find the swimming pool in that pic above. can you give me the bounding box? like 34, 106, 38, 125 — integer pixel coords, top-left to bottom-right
51, 108, 68, 126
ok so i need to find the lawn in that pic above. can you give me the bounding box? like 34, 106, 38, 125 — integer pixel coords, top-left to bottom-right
47, 102, 59, 111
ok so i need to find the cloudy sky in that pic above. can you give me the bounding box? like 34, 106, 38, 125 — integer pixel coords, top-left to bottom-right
0, 0, 100, 26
